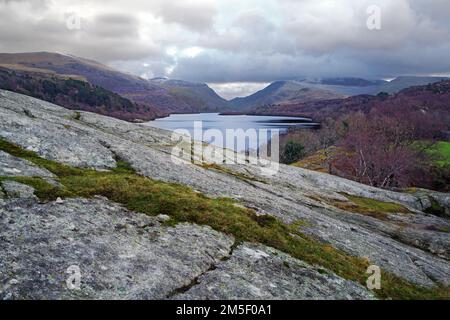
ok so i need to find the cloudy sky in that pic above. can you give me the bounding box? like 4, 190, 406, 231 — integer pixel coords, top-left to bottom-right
0, 0, 449, 99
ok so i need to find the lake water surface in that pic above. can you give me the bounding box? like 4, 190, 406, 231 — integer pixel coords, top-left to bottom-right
146, 113, 317, 152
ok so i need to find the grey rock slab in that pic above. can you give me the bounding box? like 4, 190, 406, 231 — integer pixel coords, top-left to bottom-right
175, 243, 375, 300
0, 150, 58, 185
112, 141, 450, 286
1, 90, 449, 289
410, 189, 450, 217
1, 180, 37, 200
0, 198, 234, 300
0, 91, 116, 170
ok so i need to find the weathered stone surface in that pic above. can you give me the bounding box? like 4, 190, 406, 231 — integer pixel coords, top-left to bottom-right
410, 189, 450, 218
0, 150, 57, 185
0, 90, 116, 170
175, 243, 375, 300
0, 90, 449, 292
1, 180, 37, 200
0, 197, 234, 300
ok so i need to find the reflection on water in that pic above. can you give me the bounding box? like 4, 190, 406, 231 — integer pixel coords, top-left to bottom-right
145, 113, 317, 152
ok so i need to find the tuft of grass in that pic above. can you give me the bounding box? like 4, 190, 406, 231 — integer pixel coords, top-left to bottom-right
0, 137, 448, 300
330, 193, 412, 221
73, 111, 81, 121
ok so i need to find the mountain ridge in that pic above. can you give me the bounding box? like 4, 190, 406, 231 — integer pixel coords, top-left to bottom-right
0, 52, 227, 117
228, 80, 347, 110
246, 80, 450, 121
1, 52, 449, 119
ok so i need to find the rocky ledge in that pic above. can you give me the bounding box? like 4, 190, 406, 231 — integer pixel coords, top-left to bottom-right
0, 191, 370, 300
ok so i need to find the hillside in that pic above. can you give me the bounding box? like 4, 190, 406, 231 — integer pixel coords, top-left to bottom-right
152, 78, 228, 112
372, 76, 450, 94
0, 52, 227, 115
0, 90, 449, 299
248, 80, 450, 122
227, 76, 450, 112
0, 67, 161, 121
297, 77, 388, 96
297, 76, 450, 96
229, 80, 346, 110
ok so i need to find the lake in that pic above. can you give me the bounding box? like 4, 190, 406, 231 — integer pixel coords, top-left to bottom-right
145, 113, 317, 152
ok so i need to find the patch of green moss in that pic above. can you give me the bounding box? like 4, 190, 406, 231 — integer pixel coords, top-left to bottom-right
73, 111, 81, 121
424, 197, 447, 218
331, 193, 412, 220
0, 137, 448, 300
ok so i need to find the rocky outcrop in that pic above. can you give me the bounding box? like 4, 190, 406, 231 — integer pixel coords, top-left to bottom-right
0, 150, 57, 185
175, 243, 375, 300
1, 181, 37, 200
0, 90, 116, 169
0, 90, 449, 299
0, 197, 234, 300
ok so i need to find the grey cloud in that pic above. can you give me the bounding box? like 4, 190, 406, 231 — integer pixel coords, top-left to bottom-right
87, 13, 141, 39
0, 0, 449, 88
155, 0, 217, 32
0, 5, 159, 62
171, 51, 368, 83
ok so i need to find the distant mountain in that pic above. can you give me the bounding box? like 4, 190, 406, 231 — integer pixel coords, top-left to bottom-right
0, 67, 159, 121
230, 76, 450, 112
288, 76, 450, 96
248, 80, 450, 122
2, 53, 448, 117
228, 80, 346, 110
0, 52, 227, 115
317, 77, 387, 87
297, 77, 388, 96
150, 78, 228, 111
370, 76, 450, 94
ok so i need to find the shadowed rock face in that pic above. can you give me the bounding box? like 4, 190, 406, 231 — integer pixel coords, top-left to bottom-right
0, 90, 449, 299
